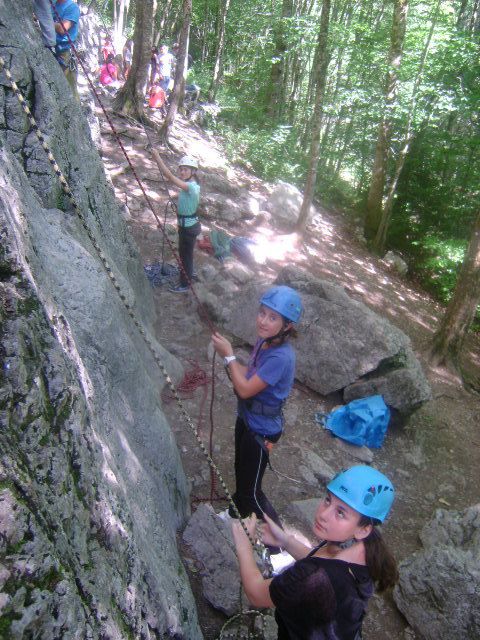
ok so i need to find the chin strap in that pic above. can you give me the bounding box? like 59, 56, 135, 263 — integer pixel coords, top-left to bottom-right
333, 537, 358, 550
264, 324, 292, 346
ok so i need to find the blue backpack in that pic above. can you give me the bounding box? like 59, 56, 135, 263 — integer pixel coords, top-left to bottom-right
316, 395, 390, 448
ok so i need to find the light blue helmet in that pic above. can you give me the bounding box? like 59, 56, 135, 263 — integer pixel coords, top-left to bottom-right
260, 286, 303, 324
327, 466, 394, 523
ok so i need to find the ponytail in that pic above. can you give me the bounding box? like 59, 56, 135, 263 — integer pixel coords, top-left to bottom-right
360, 520, 398, 593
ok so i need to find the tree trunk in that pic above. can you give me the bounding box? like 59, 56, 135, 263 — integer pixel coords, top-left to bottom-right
160, 0, 192, 141
113, 0, 128, 53
266, 0, 293, 120
208, 0, 232, 102
364, 0, 408, 244
113, 0, 154, 120
296, 0, 331, 232
154, 0, 174, 46
429, 211, 480, 368
201, 0, 211, 62
372, 0, 440, 254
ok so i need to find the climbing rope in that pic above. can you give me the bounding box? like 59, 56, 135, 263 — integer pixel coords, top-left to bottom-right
164, 360, 222, 502
0, 53, 272, 579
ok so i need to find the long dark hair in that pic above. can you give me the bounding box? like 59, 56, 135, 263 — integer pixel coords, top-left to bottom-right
359, 517, 398, 592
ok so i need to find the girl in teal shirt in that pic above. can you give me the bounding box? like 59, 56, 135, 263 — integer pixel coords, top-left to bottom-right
150, 151, 201, 292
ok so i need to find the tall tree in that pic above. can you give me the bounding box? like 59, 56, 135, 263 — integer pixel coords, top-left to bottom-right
113, 0, 130, 53
429, 211, 480, 369
266, 0, 293, 120
154, 0, 176, 46
113, 0, 154, 120
364, 0, 408, 244
372, 0, 441, 254
296, 0, 331, 232
208, 0, 232, 101
160, 0, 193, 140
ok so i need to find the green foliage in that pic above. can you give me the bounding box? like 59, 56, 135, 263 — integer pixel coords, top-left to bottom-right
184, 0, 480, 311
215, 120, 305, 182
413, 237, 467, 303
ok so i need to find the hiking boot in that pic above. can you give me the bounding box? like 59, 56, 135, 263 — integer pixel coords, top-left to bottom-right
168, 283, 189, 293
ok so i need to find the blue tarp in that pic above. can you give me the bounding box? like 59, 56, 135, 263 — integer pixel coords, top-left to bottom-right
316, 395, 390, 448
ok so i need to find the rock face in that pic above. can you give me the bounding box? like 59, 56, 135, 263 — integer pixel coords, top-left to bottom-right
394, 505, 480, 640
222, 266, 431, 415
0, 2, 202, 638
183, 505, 240, 616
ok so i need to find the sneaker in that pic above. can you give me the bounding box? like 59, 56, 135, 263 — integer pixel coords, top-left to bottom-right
168, 283, 189, 293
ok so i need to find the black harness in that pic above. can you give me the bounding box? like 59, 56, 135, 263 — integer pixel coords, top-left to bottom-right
177, 212, 199, 227
242, 397, 285, 417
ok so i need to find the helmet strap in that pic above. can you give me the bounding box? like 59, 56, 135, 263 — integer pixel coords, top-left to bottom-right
332, 537, 357, 550
264, 321, 293, 346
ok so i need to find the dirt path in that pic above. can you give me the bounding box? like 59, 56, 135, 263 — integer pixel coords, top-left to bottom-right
97, 97, 480, 639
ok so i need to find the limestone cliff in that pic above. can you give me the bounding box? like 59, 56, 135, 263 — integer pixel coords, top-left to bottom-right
0, 1, 202, 637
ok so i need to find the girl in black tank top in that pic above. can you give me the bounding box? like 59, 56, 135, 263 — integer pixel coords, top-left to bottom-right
230, 465, 398, 639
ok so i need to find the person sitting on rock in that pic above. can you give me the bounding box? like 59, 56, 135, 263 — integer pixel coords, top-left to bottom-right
99, 53, 118, 86
148, 151, 201, 293
232, 465, 398, 639
148, 83, 167, 109
211, 285, 302, 542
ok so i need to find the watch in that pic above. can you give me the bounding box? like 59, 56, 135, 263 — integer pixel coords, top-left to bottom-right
224, 355, 236, 366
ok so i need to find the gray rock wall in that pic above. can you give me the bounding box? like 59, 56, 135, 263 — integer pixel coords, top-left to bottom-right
394, 505, 480, 640
0, 2, 202, 637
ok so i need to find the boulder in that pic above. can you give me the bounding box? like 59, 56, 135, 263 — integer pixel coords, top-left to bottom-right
201, 171, 242, 197
75, 11, 103, 75
266, 181, 316, 229
188, 102, 221, 127
394, 505, 480, 640
222, 265, 431, 415
182, 504, 242, 616
383, 250, 408, 276
200, 191, 262, 224
201, 192, 242, 223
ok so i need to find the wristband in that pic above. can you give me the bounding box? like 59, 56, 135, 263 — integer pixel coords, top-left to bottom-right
224, 355, 236, 366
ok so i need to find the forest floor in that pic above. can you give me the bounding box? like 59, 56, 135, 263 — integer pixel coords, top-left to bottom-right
96, 94, 480, 640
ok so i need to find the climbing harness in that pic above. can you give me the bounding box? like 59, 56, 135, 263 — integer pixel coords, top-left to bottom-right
0, 54, 273, 587
242, 397, 285, 417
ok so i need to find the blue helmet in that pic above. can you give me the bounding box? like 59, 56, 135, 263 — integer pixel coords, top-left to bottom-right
260, 286, 303, 324
327, 466, 394, 523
